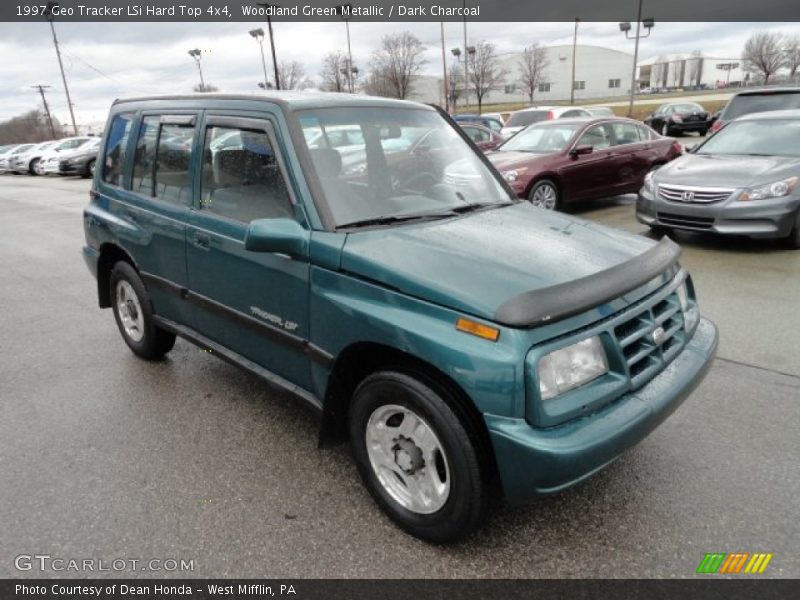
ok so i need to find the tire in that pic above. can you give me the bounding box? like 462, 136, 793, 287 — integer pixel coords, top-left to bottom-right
109, 261, 176, 360
699, 128, 709, 137
661, 122, 671, 137
528, 179, 561, 210
84, 159, 96, 178
28, 159, 40, 175
349, 370, 489, 543
648, 224, 672, 238
785, 214, 800, 249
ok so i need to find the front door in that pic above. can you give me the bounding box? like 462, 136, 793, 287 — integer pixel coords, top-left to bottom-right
560, 123, 618, 201
185, 114, 312, 390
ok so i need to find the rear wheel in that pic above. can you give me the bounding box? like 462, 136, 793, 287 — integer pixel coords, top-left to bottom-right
528, 179, 561, 210
84, 159, 96, 178
109, 261, 176, 359
28, 159, 40, 175
349, 370, 489, 543
661, 122, 671, 137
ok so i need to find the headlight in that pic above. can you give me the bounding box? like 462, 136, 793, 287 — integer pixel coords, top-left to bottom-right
538, 336, 608, 400
676, 280, 699, 333
740, 176, 798, 201
642, 170, 656, 195
502, 168, 525, 182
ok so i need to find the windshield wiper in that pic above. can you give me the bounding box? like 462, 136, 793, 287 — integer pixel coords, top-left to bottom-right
450, 201, 512, 214
337, 212, 452, 229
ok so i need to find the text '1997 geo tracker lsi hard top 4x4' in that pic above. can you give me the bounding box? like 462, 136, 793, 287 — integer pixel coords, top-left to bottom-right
83, 92, 718, 542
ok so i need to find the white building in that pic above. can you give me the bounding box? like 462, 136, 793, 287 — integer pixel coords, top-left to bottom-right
408, 44, 636, 107
637, 54, 747, 90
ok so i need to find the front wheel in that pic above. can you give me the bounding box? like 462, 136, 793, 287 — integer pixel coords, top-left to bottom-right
109, 261, 176, 359
349, 371, 489, 543
84, 159, 96, 178
785, 214, 800, 249
661, 122, 671, 137
528, 179, 561, 210
28, 159, 40, 175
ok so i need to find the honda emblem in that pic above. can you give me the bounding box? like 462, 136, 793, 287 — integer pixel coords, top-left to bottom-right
681, 190, 695, 202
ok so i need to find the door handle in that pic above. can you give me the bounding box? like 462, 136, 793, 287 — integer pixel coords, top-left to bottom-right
192, 232, 211, 249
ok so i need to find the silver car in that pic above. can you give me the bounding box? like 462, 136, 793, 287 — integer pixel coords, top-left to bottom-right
637, 109, 800, 248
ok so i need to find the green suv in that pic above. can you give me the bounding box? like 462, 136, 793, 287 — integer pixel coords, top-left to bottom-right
83, 93, 717, 542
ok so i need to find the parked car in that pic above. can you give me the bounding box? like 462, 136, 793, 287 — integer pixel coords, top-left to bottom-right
711, 87, 800, 133
585, 106, 616, 117
58, 137, 102, 177
9, 140, 58, 174
637, 109, 800, 248
0, 144, 35, 173
480, 111, 505, 125
458, 122, 503, 152
0, 144, 24, 173
643, 102, 711, 137
487, 117, 682, 209
501, 106, 592, 138
453, 113, 504, 134
39, 136, 94, 174
84, 93, 716, 542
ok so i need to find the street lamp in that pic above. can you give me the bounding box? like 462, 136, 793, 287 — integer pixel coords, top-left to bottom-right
188, 48, 206, 92
256, 3, 281, 90
619, 0, 654, 117
716, 62, 740, 87
336, 4, 355, 92
44, 2, 78, 135
340, 60, 359, 92
451, 45, 475, 108
249, 28, 270, 90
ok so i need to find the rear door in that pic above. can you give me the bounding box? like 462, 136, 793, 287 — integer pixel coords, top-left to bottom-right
184, 112, 313, 390
607, 121, 653, 193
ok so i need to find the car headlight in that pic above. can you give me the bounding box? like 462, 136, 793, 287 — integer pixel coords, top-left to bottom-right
642, 170, 656, 195
740, 176, 798, 201
538, 336, 608, 400
676, 280, 699, 333
502, 168, 526, 182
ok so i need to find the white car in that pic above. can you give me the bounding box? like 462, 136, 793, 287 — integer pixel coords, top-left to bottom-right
0, 144, 34, 173
9, 141, 58, 174
500, 106, 592, 138
38, 137, 94, 175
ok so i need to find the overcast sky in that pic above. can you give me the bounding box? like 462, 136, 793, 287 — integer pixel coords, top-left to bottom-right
0, 21, 796, 128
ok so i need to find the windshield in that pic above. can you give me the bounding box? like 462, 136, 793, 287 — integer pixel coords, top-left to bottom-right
695, 118, 800, 157
723, 92, 800, 121
498, 122, 581, 153
505, 110, 551, 128
297, 107, 512, 228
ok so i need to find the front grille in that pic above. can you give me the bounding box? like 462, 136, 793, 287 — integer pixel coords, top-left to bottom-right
614, 290, 686, 390
658, 184, 732, 204
657, 212, 715, 230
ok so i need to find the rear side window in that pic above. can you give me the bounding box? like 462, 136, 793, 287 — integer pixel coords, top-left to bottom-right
723, 92, 800, 120
200, 125, 292, 223
131, 116, 195, 204
102, 113, 133, 186
611, 122, 643, 145
506, 111, 550, 127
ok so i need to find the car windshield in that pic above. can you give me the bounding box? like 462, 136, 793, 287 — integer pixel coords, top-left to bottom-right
695, 118, 800, 157
498, 122, 581, 153
297, 107, 512, 228
723, 92, 800, 120
505, 110, 551, 128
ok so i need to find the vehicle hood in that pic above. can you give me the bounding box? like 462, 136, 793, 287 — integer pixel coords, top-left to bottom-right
656, 153, 800, 187
340, 202, 659, 326
486, 150, 555, 171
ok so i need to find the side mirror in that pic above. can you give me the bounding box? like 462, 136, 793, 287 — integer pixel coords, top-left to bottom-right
570, 144, 594, 157
244, 218, 309, 257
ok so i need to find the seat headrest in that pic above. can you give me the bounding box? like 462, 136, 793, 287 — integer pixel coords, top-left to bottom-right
309, 148, 342, 178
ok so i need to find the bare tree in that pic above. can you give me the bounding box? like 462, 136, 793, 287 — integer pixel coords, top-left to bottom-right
743, 31, 784, 85
319, 51, 348, 92
518, 43, 549, 104
688, 50, 704, 87
0, 109, 66, 144
467, 41, 507, 114
193, 83, 219, 92
361, 68, 394, 97
784, 35, 800, 81
278, 61, 312, 90
368, 32, 426, 99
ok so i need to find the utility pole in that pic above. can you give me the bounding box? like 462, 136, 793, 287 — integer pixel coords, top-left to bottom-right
570, 18, 579, 106
44, 3, 78, 135
32, 85, 57, 138
440, 22, 449, 112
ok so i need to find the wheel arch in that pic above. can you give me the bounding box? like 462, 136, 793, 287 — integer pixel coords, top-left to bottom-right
96, 243, 138, 308
319, 341, 500, 483
524, 173, 562, 200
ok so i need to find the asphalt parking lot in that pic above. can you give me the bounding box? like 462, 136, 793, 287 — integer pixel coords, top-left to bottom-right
1, 174, 798, 578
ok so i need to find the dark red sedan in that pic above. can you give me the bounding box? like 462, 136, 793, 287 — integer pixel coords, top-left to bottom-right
487, 117, 682, 210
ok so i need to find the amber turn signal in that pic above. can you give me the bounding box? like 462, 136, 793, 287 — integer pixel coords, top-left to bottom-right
456, 318, 500, 342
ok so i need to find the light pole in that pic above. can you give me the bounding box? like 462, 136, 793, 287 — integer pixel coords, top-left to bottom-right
440, 22, 449, 112
256, 3, 281, 90
619, 0, 654, 117
44, 2, 78, 135
336, 4, 355, 92
249, 28, 270, 89
716, 62, 739, 87
570, 18, 579, 106
340, 60, 359, 93
451, 45, 475, 110
188, 48, 206, 92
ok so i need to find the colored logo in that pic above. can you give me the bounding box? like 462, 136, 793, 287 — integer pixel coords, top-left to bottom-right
696, 552, 773, 574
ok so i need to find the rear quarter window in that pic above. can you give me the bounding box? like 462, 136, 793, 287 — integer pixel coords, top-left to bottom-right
102, 113, 133, 187
723, 92, 800, 120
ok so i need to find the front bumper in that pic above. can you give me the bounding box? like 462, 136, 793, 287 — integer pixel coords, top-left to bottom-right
59, 161, 87, 174
486, 317, 717, 504
637, 192, 800, 239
